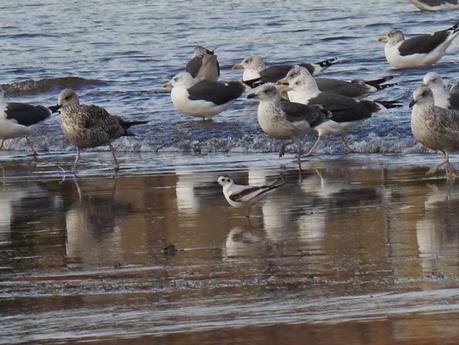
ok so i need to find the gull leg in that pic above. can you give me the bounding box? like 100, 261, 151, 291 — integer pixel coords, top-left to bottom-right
305, 136, 321, 157
25, 137, 38, 156
278, 141, 293, 157
0, 139, 4, 150
426, 151, 448, 176
297, 140, 303, 181
443, 152, 456, 183
339, 134, 353, 153
246, 206, 255, 229
109, 144, 120, 171
72, 147, 81, 172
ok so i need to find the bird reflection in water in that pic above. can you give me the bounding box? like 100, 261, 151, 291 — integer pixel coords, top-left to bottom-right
64, 177, 133, 267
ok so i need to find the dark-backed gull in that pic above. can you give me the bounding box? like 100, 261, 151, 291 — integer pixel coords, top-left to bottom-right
185, 46, 220, 82
247, 83, 332, 167
0, 89, 58, 155
422, 72, 459, 110
54, 88, 148, 171
410, 0, 459, 11
217, 175, 285, 220
378, 22, 459, 68
409, 85, 459, 180
277, 65, 396, 99
162, 71, 246, 120
232, 54, 338, 87
280, 66, 401, 156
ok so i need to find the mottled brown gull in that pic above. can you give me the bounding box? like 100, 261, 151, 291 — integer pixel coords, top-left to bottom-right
409, 85, 459, 180
54, 88, 147, 172
185, 46, 220, 82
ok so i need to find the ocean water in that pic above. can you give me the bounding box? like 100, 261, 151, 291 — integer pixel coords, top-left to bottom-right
1, 0, 459, 156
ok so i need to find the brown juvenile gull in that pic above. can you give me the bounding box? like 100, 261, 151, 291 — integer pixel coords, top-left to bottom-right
409, 85, 459, 180
0, 88, 58, 155
162, 72, 246, 120
410, 0, 459, 11
378, 22, 459, 68
247, 83, 332, 169
277, 65, 396, 99
279, 66, 401, 156
233, 54, 339, 88
185, 46, 220, 82
54, 88, 147, 172
422, 72, 459, 110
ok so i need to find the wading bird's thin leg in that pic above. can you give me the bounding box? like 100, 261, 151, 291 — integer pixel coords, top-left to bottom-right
426, 151, 449, 176
339, 134, 354, 153
0, 139, 4, 150
109, 144, 120, 171
305, 136, 321, 157
245, 206, 255, 229
278, 141, 293, 157
25, 137, 38, 156
72, 147, 81, 172
297, 140, 303, 181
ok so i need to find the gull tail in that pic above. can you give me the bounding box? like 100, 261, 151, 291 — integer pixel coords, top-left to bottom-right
243, 77, 263, 88
120, 119, 148, 136
363, 75, 394, 87
315, 57, 340, 68
448, 21, 459, 34
375, 82, 398, 90
366, 98, 402, 112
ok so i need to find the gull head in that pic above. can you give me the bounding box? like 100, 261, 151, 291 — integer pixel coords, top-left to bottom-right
422, 72, 444, 89
162, 72, 194, 88
192, 45, 214, 58
410, 85, 435, 108
217, 175, 234, 187
57, 88, 80, 108
247, 83, 280, 101
378, 29, 404, 44
277, 65, 312, 85
233, 54, 265, 71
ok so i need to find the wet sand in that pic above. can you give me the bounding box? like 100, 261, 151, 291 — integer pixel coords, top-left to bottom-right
1, 152, 459, 344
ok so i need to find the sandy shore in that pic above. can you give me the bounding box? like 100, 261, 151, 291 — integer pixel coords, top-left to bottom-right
1, 152, 459, 344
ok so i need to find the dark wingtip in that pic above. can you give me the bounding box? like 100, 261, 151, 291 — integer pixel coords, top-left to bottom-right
48, 104, 61, 113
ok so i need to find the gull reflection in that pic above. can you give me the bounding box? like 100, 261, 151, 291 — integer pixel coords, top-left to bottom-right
65, 178, 132, 266
223, 226, 264, 259
415, 184, 454, 272
175, 169, 211, 213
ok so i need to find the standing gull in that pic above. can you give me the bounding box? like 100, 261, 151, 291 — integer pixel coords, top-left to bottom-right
217, 175, 285, 221
280, 66, 401, 156
410, 0, 459, 11
233, 54, 339, 87
422, 72, 459, 110
162, 71, 246, 120
378, 22, 459, 68
277, 66, 396, 99
185, 46, 220, 82
409, 85, 459, 180
247, 83, 332, 167
0, 89, 57, 155
54, 88, 147, 171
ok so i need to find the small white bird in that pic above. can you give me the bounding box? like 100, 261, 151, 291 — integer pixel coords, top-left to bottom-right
162, 71, 246, 120
378, 22, 459, 68
422, 72, 459, 110
409, 85, 459, 180
217, 175, 285, 220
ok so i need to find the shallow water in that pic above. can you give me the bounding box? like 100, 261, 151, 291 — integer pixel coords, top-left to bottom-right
1, 0, 459, 154
1, 155, 459, 344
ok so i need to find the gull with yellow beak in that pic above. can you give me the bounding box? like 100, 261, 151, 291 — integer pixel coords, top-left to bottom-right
247, 83, 332, 169
279, 66, 401, 156
378, 22, 459, 68
232, 54, 339, 88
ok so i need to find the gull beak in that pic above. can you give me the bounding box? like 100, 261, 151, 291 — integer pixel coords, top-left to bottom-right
377, 35, 387, 42
280, 87, 292, 95
409, 98, 416, 108
162, 80, 172, 88
276, 79, 288, 85
232, 63, 243, 70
